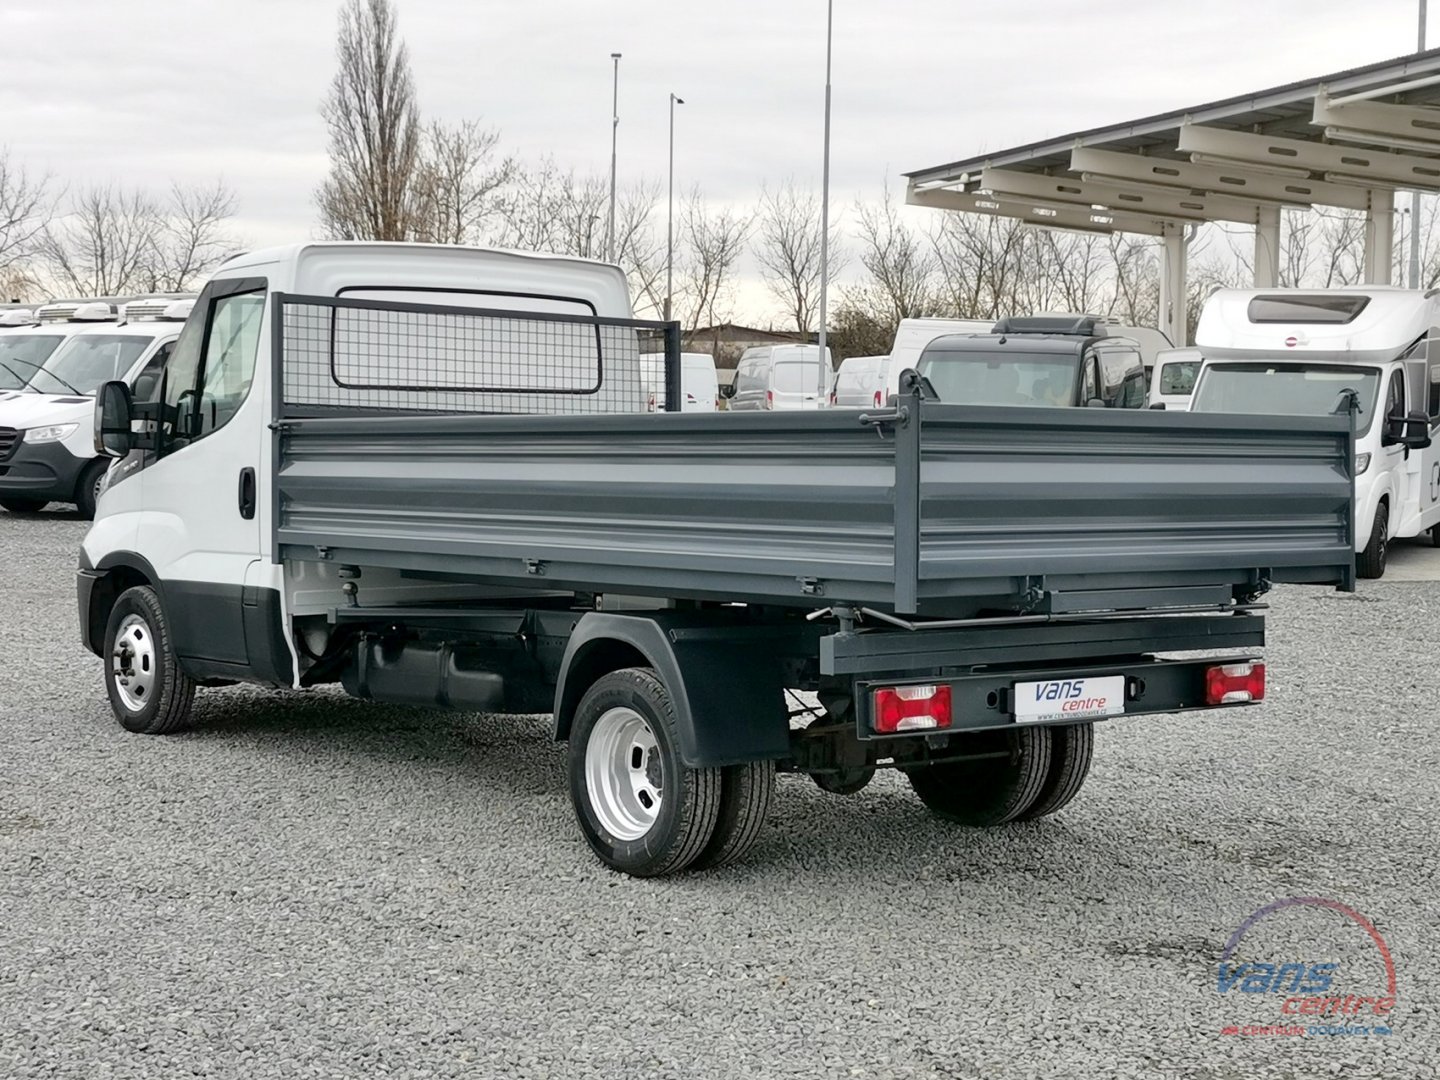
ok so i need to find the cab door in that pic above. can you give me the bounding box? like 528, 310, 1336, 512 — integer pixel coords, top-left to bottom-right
135, 277, 268, 668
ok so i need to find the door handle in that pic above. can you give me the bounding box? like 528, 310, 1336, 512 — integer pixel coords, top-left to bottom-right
238, 467, 256, 520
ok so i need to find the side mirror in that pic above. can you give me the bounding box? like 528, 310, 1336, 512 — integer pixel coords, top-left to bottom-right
718, 382, 736, 400
1149, 402, 1168, 410
1386, 409, 1433, 450
94, 380, 134, 458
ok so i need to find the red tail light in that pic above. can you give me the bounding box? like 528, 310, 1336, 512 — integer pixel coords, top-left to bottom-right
872, 390, 883, 407
765, 390, 774, 409
829, 390, 837, 406
1205, 662, 1265, 705
874, 684, 953, 733
646, 393, 656, 412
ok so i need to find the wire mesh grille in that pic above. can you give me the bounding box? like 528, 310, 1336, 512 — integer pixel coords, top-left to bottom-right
280, 298, 673, 415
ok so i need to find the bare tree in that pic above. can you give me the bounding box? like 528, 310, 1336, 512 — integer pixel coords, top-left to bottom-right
677, 192, 750, 334
851, 188, 935, 326
410, 119, 514, 245
492, 159, 609, 257
755, 180, 844, 333
0, 149, 53, 277
1106, 234, 1160, 327
148, 181, 239, 292
1035, 230, 1106, 314
41, 186, 162, 296
316, 0, 421, 241
612, 181, 664, 317
929, 213, 1032, 319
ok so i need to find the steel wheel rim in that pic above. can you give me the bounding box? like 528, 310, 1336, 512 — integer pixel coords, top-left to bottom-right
585, 706, 663, 841
111, 613, 157, 713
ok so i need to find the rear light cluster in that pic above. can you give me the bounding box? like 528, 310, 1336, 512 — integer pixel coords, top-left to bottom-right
873, 390, 883, 407
828, 390, 837, 406
873, 684, 952, 733
765, 389, 774, 409
1205, 662, 1265, 705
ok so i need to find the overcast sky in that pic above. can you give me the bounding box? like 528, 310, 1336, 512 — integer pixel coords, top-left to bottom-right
0, 0, 1431, 317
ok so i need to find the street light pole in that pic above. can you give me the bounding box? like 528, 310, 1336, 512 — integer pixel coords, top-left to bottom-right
816, 0, 834, 398
1412, 1, 1427, 288
607, 52, 621, 264
665, 92, 684, 322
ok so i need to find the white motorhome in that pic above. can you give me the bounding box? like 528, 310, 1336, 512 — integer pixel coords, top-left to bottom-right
0, 300, 191, 517
829, 355, 890, 408
1148, 347, 1203, 410
728, 344, 831, 410
1190, 286, 1440, 578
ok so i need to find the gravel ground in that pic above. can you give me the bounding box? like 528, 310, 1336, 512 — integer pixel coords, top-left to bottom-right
1, 509, 1436, 1079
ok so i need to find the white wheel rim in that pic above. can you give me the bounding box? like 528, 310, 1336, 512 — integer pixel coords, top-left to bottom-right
111, 613, 157, 713
585, 706, 663, 841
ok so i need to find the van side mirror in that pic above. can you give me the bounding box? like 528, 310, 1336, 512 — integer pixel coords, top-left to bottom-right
718, 382, 736, 399
94, 380, 134, 458
1385, 409, 1432, 450
1149, 402, 1168, 410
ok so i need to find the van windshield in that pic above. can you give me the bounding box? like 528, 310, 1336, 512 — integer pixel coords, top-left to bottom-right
0, 333, 65, 389
774, 360, 821, 394
1190, 362, 1381, 434
916, 351, 1078, 407
31, 334, 152, 395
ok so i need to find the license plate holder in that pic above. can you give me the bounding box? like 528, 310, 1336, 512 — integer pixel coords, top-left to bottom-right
1013, 674, 1125, 724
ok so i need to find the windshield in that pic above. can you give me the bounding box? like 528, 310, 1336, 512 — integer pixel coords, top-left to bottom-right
1158, 360, 1199, 396
31, 334, 152, 395
0, 333, 66, 390
916, 351, 1078, 407
1191, 362, 1382, 434
774, 360, 822, 394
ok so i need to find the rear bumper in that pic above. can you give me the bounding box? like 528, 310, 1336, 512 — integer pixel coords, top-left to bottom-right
853, 654, 1260, 738
0, 440, 88, 502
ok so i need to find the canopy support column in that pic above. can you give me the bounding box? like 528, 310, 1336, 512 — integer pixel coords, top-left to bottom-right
1158, 222, 1188, 347
1254, 206, 1281, 288
1363, 190, 1395, 285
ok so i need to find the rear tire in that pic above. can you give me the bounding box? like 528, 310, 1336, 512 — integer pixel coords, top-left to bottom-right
0, 497, 46, 513
1358, 503, 1388, 579
1016, 722, 1093, 820
907, 726, 1053, 826
75, 460, 109, 520
691, 759, 775, 870
103, 585, 196, 735
568, 668, 722, 877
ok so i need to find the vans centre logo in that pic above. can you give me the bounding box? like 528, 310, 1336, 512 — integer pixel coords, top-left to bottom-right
1216, 897, 1397, 1037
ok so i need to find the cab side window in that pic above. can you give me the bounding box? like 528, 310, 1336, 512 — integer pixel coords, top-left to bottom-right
1081, 355, 1099, 403
1386, 369, 1405, 422
1097, 348, 1143, 406
129, 343, 171, 403
158, 277, 267, 456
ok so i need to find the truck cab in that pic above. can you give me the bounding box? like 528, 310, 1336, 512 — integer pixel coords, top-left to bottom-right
911, 316, 1147, 408
1189, 287, 1440, 578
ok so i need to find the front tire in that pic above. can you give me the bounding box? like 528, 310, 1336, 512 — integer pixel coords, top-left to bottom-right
75, 460, 109, 520
907, 726, 1053, 826
103, 585, 196, 734
1358, 503, 1388, 579
568, 668, 722, 877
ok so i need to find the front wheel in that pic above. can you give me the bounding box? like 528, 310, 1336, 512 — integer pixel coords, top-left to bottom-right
75, 460, 109, 520
907, 726, 1053, 826
1358, 504, 1388, 579
568, 668, 722, 877
103, 585, 196, 734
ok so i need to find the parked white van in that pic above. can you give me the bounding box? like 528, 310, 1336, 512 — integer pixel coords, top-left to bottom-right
0, 300, 191, 517
0, 302, 119, 399
729, 344, 831, 410
1190, 286, 1440, 578
887, 318, 995, 383
1148, 347, 1203, 410
830, 355, 891, 409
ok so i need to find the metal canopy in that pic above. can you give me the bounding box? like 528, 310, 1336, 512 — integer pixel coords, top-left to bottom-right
906, 49, 1440, 345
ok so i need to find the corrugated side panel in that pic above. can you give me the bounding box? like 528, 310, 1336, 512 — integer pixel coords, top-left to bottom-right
914, 405, 1354, 605
277, 411, 902, 607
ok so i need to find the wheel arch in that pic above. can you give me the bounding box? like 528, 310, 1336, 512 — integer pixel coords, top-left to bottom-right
552, 612, 790, 768
82, 552, 162, 657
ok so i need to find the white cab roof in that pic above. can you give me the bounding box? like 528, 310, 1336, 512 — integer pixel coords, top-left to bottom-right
1196, 286, 1439, 363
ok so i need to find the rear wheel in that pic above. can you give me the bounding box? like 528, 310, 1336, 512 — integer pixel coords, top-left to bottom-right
907, 726, 1053, 826
691, 759, 774, 870
75, 460, 109, 520
0, 497, 46, 513
103, 585, 196, 735
1358, 503, 1388, 579
568, 668, 722, 877
1015, 722, 1093, 820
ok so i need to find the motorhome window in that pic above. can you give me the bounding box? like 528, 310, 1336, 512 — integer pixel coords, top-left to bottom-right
1246, 295, 1370, 324
1158, 360, 1199, 395
32, 335, 151, 395
1430, 361, 1440, 417
917, 351, 1079, 408
0, 333, 64, 389
1190, 362, 1381, 435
